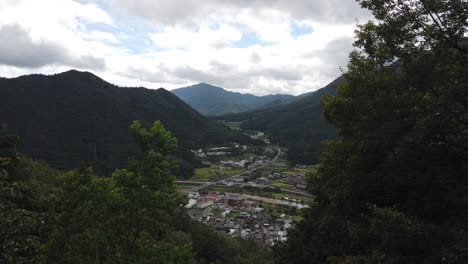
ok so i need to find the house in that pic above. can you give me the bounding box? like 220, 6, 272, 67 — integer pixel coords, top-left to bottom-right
239, 212, 250, 218
219, 160, 245, 169
185, 199, 197, 209
187, 191, 200, 199
207, 152, 230, 156
207, 193, 224, 201
196, 199, 213, 209
243, 200, 257, 208
256, 177, 270, 185
233, 177, 244, 183
223, 196, 245, 206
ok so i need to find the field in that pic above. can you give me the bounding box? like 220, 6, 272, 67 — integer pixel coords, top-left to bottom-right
219, 121, 242, 130
271, 182, 292, 188
189, 167, 244, 181
280, 166, 317, 175
176, 184, 200, 191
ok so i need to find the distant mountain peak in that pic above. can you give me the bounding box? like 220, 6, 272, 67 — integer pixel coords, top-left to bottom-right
171, 83, 295, 116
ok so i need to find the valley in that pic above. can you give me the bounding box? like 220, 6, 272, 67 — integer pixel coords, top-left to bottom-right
175, 139, 314, 246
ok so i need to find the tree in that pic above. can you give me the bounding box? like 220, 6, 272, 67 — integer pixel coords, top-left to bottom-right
45, 120, 190, 263
0, 124, 48, 264
276, 1, 468, 263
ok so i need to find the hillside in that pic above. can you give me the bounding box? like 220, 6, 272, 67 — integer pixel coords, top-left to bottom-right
217, 77, 344, 164
0, 70, 248, 176
171, 83, 295, 116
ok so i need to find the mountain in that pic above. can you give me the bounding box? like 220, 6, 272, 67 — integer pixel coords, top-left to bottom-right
0, 70, 248, 176
216, 77, 345, 164
171, 83, 295, 116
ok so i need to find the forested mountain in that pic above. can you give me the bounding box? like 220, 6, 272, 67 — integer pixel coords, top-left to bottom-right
217, 77, 344, 164
171, 82, 295, 116
0, 70, 248, 176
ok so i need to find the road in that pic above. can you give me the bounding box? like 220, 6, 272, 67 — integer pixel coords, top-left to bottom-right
224, 192, 310, 209
179, 147, 283, 193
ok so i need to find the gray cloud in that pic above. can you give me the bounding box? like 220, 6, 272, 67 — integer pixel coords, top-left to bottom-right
111, 0, 371, 25
304, 36, 354, 75
0, 24, 105, 70
250, 52, 262, 63
168, 61, 306, 94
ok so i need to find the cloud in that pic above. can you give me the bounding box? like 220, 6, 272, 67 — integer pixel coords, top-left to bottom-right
111, 0, 371, 25
150, 24, 242, 50
0, 24, 105, 70
0, 0, 374, 95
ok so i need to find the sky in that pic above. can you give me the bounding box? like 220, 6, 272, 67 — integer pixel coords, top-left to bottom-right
0, 0, 372, 95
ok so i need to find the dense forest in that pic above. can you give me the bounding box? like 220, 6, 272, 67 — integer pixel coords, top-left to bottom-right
172, 83, 295, 116
1, 0, 467, 263
276, 0, 468, 263
216, 77, 342, 165
0, 121, 274, 263
0, 70, 250, 178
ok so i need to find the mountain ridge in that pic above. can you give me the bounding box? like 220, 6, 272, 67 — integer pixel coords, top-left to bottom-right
0, 70, 249, 176
216, 76, 345, 164
171, 82, 295, 116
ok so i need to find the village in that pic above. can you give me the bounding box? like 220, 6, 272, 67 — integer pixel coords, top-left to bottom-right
177, 131, 315, 246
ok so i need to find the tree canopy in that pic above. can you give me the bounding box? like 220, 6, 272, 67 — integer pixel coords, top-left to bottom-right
276, 0, 468, 263
0, 121, 274, 263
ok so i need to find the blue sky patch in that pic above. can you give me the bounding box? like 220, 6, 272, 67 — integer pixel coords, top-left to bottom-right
233, 30, 274, 48
290, 22, 313, 39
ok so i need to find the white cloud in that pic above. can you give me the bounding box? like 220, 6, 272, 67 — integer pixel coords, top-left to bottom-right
0, 0, 373, 95
150, 24, 242, 50
110, 0, 370, 25
0, 0, 112, 71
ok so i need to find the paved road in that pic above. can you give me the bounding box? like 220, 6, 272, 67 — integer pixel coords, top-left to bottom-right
280, 188, 314, 198
224, 192, 310, 209
179, 147, 286, 193
174, 180, 207, 184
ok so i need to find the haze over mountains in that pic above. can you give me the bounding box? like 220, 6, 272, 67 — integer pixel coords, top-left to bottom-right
171, 83, 295, 116
0, 70, 249, 176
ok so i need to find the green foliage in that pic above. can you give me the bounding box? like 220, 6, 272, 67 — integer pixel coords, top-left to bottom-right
217, 78, 342, 165
190, 167, 244, 181
1, 121, 273, 263
172, 83, 294, 116
277, 1, 468, 263
0, 70, 249, 177
0, 125, 53, 264
45, 121, 188, 263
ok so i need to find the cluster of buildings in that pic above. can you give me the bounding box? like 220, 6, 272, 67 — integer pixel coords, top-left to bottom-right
267, 171, 307, 189
219, 160, 247, 169
191, 144, 247, 158
185, 191, 295, 246
243, 131, 270, 144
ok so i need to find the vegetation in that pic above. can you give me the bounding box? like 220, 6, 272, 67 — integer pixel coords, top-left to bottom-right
172, 83, 294, 116
217, 78, 342, 165
176, 183, 202, 191
190, 167, 244, 181
3, 1, 466, 263
218, 121, 242, 130
276, 1, 468, 263
0, 70, 250, 178
0, 121, 273, 263
270, 182, 291, 188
